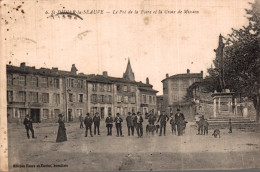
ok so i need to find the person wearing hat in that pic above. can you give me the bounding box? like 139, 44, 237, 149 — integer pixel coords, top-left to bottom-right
114, 113, 124, 137
56, 114, 67, 142
93, 112, 101, 135
126, 112, 135, 136
175, 108, 185, 136
170, 114, 176, 135
23, 114, 35, 139
84, 113, 93, 137
157, 111, 169, 136
134, 112, 144, 137
105, 113, 113, 136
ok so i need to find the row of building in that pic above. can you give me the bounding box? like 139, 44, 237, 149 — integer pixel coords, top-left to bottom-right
7, 60, 206, 123
7, 60, 158, 123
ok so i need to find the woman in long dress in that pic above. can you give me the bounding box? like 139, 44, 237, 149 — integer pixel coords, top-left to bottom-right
56, 114, 67, 142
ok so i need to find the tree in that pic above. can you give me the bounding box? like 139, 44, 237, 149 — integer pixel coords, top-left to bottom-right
207, 0, 260, 122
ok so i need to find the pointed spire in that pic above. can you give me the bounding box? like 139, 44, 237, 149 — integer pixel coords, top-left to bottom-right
123, 58, 135, 81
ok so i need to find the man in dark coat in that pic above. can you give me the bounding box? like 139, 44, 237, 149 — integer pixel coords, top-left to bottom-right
148, 113, 156, 125
157, 111, 169, 136
93, 112, 101, 135
126, 112, 134, 136
114, 113, 124, 137
23, 115, 35, 139
84, 113, 93, 137
175, 108, 185, 136
105, 113, 113, 136
134, 112, 143, 138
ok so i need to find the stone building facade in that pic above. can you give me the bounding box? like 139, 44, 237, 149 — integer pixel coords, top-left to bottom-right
161, 69, 203, 114
6, 60, 158, 122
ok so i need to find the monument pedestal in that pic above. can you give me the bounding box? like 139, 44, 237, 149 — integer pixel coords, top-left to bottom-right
212, 89, 236, 118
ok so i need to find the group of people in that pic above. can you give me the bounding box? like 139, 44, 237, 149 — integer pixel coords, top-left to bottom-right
23, 109, 187, 143
197, 115, 209, 135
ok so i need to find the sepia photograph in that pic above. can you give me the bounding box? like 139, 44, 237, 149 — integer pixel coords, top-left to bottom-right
0, 0, 259, 171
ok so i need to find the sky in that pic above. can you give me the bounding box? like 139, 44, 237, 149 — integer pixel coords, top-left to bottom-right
1, 0, 253, 94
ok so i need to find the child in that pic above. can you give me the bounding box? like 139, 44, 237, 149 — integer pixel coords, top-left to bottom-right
228, 118, 232, 133
170, 116, 176, 135
203, 119, 209, 135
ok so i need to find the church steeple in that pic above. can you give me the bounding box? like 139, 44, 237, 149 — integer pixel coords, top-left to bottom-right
123, 58, 135, 81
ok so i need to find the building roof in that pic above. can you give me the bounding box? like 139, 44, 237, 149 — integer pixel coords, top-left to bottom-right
162, 73, 203, 82
138, 87, 158, 93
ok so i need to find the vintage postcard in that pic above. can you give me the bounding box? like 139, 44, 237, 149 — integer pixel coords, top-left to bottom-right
0, 0, 259, 171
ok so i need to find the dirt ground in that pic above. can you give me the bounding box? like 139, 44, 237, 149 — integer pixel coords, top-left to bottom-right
7, 120, 260, 171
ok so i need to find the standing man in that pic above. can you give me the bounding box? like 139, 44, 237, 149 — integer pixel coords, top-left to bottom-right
157, 111, 169, 136
93, 112, 101, 135
126, 112, 134, 136
114, 113, 124, 137
23, 115, 35, 139
134, 112, 143, 138
105, 113, 113, 136
175, 108, 185, 136
84, 113, 93, 137
79, 114, 84, 129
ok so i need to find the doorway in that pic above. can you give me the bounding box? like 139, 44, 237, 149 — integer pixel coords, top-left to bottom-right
68, 109, 73, 122
31, 109, 40, 123
100, 107, 104, 119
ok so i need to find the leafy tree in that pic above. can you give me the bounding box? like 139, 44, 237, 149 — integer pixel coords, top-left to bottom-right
207, 0, 260, 122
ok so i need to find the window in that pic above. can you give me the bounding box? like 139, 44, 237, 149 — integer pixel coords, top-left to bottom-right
19, 109, 26, 119
78, 80, 83, 88
54, 93, 60, 104
132, 107, 135, 113
54, 78, 59, 88
43, 109, 49, 119
42, 93, 49, 103
29, 92, 38, 103
31, 76, 38, 87
107, 84, 112, 92
42, 77, 48, 87
123, 85, 127, 92
91, 107, 98, 115
92, 83, 97, 91
69, 93, 73, 102
149, 96, 152, 104
70, 79, 74, 88
54, 109, 60, 119
172, 83, 178, 90
124, 96, 128, 103
7, 74, 13, 85
173, 95, 178, 101
79, 94, 83, 103
130, 96, 136, 104
100, 95, 105, 103
19, 75, 25, 86
131, 86, 136, 92
108, 95, 112, 104
7, 91, 13, 102
100, 84, 105, 92
116, 85, 121, 91
142, 95, 147, 104
108, 107, 112, 114
18, 91, 26, 102
153, 96, 155, 104
117, 95, 122, 103
91, 94, 97, 103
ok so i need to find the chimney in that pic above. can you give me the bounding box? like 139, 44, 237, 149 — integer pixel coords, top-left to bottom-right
187, 69, 190, 74
146, 77, 149, 84
20, 62, 26, 68
103, 71, 108, 77
71, 64, 78, 75
201, 70, 203, 77
166, 73, 169, 78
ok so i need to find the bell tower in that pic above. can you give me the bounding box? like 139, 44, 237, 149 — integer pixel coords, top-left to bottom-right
123, 58, 135, 81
